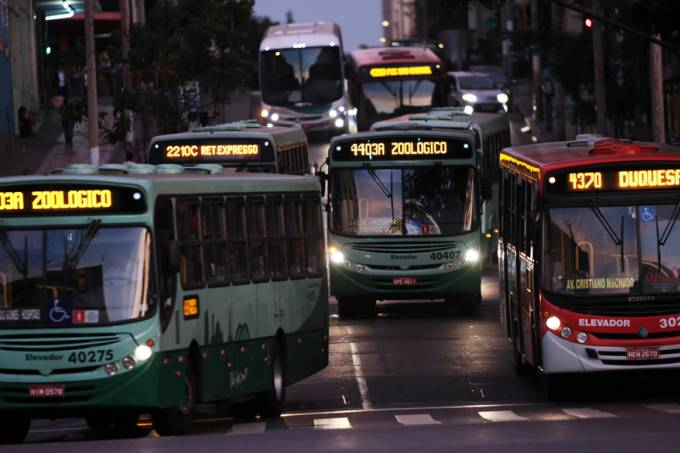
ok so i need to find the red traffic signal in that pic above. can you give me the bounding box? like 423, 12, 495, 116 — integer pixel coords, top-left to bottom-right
584, 17, 593, 28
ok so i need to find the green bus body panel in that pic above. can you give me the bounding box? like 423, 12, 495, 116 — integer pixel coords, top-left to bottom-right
0, 172, 328, 415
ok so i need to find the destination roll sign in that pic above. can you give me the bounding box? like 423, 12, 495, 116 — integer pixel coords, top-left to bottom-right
332, 136, 473, 161
0, 185, 146, 216
547, 166, 680, 194
149, 138, 273, 164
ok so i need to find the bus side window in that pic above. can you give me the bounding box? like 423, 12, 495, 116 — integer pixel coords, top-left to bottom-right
226, 197, 250, 284
247, 196, 269, 282
266, 196, 288, 280
202, 198, 229, 286
301, 144, 309, 174
285, 195, 306, 278
303, 195, 323, 276
176, 199, 204, 288
518, 179, 527, 253
155, 197, 176, 330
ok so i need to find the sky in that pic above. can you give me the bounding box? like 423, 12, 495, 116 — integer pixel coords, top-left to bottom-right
253, 0, 383, 52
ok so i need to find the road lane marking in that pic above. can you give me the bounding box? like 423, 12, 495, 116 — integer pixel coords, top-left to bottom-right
478, 410, 528, 422
350, 340, 373, 410
645, 404, 680, 414
562, 408, 617, 419
280, 402, 543, 418
228, 422, 267, 434
395, 414, 441, 426
314, 417, 352, 430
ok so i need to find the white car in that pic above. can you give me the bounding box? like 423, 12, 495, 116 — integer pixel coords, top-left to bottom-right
447, 71, 509, 113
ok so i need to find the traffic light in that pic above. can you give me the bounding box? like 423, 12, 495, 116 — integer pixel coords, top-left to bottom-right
584, 17, 593, 28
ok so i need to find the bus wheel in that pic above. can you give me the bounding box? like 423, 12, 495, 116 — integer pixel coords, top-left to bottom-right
0, 414, 30, 444
152, 366, 196, 436
256, 342, 287, 417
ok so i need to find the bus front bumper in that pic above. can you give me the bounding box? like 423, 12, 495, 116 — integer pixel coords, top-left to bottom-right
330, 264, 481, 300
542, 332, 680, 374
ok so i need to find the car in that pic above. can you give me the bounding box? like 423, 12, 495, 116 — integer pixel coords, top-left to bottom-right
469, 65, 511, 89
447, 71, 510, 113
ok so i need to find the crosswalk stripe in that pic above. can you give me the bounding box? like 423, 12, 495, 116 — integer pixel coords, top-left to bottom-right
228, 422, 267, 434
478, 410, 528, 422
313, 417, 352, 430
562, 408, 617, 419
395, 414, 441, 426
645, 403, 680, 414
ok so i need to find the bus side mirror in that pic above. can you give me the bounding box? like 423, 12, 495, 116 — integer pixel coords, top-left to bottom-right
481, 179, 493, 200
317, 170, 328, 197
169, 241, 181, 274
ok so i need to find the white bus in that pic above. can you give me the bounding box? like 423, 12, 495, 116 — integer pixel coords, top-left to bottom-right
258, 22, 355, 137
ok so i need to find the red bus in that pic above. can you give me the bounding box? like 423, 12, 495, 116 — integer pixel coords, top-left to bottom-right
498, 137, 680, 398
348, 47, 448, 131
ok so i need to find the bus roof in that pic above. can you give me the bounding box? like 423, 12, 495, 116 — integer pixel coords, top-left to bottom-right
149, 122, 307, 150
349, 46, 441, 68
501, 137, 680, 177
371, 108, 509, 136
260, 21, 342, 50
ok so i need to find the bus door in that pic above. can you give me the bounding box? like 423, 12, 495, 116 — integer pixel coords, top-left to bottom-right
518, 179, 537, 365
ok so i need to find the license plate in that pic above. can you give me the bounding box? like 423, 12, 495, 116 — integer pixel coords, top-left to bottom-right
393, 277, 418, 286
29, 384, 65, 397
626, 347, 660, 360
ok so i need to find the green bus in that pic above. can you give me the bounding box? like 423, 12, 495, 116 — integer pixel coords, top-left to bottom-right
0, 163, 327, 443
326, 130, 482, 317
148, 121, 310, 175
371, 108, 511, 263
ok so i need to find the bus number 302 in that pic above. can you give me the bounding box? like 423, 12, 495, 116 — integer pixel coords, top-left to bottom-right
430, 251, 459, 261
68, 349, 114, 364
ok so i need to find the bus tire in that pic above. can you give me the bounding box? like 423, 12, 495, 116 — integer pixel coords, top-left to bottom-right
152, 366, 196, 436
256, 341, 287, 417
0, 414, 30, 444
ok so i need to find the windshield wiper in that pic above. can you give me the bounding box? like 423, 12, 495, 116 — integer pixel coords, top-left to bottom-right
363, 163, 393, 199
63, 220, 101, 271
588, 201, 625, 273
0, 230, 27, 276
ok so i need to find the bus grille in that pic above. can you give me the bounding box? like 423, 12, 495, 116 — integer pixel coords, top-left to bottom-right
550, 299, 680, 317
350, 241, 457, 254
594, 348, 680, 366
0, 333, 123, 352
367, 264, 442, 271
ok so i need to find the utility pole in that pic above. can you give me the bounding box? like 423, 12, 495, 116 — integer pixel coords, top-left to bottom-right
530, 0, 542, 121
120, 0, 131, 90
592, 0, 607, 134
84, 0, 99, 165
650, 35, 666, 143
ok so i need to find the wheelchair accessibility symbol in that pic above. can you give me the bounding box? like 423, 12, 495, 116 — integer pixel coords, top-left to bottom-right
48, 298, 72, 323
640, 206, 656, 223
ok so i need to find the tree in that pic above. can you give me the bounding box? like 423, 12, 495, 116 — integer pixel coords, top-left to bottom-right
106, 0, 262, 157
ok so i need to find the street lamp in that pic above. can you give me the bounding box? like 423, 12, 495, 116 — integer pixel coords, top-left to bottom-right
379, 36, 387, 44
382, 20, 389, 27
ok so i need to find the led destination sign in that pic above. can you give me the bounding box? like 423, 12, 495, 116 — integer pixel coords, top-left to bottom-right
548, 167, 680, 194
149, 138, 273, 164
332, 137, 472, 161
0, 186, 146, 215
369, 65, 433, 78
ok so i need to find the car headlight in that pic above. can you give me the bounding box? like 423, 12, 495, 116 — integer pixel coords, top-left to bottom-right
329, 246, 345, 264
134, 344, 153, 362
260, 108, 269, 118
329, 109, 338, 118
463, 105, 474, 115
497, 93, 509, 104
462, 93, 477, 103
270, 112, 280, 122
334, 118, 345, 128
464, 248, 480, 263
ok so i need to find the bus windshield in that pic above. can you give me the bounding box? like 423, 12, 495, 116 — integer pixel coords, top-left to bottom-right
543, 204, 680, 296
330, 166, 476, 236
360, 79, 437, 117
0, 226, 151, 327
260, 46, 343, 106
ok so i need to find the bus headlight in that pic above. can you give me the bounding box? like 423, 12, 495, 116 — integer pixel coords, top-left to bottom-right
329, 108, 339, 118
270, 112, 280, 122
122, 356, 136, 370
260, 108, 269, 118
463, 105, 474, 115
497, 93, 509, 104
334, 118, 345, 129
329, 246, 345, 264
105, 363, 118, 376
462, 93, 477, 103
464, 248, 480, 263
134, 344, 153, 362
546, 316, 561, 331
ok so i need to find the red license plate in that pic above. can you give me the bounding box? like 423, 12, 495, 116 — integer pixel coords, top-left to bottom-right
393, 277, 418, 286
29, 384, 65, 397
626, 347, 660, 360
